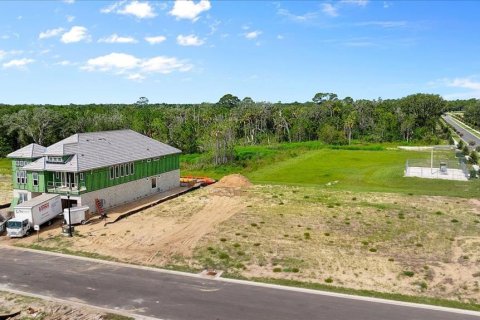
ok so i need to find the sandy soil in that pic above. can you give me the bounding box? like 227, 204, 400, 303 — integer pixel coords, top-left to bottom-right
0, 175, 11, 205
0, 290, 128, 320
4, 174, 480, 303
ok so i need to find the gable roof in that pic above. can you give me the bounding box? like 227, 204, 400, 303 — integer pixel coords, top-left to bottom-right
7, 143, 46, 159
22, 130, 181, 173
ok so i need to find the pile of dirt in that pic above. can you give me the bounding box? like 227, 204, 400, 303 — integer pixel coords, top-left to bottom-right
214, 174, 253, 188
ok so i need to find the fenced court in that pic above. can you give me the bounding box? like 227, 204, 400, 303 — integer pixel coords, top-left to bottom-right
405, 158, 469, 181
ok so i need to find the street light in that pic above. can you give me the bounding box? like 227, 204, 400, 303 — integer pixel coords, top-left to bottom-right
67, 191, 72, 237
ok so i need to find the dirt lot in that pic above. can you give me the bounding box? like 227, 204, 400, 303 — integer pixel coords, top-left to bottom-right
4, 174, 480, 303
0, 290, 131, 320
0, 174, 11, 205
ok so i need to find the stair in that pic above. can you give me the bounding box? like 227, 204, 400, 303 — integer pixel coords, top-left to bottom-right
95, 199, 105, 216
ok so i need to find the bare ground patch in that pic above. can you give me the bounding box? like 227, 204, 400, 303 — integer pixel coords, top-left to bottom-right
4, 180, 480, 303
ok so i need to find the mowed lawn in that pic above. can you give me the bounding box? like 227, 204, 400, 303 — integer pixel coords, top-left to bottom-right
248, 149, 480, 197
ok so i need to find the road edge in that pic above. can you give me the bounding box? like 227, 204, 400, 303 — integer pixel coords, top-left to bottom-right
2, 245, 480, 317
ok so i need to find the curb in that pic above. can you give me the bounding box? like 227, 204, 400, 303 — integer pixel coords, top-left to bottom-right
2, 245, 480, 317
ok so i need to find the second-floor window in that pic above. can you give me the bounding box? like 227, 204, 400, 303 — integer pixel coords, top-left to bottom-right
16, 171, 27, 184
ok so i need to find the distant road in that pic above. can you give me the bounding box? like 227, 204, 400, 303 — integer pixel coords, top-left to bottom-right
0, 247, 479, 320
443, 114, 480, 148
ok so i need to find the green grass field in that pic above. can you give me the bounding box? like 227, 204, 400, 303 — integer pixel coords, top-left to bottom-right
248, 148, 479, 197
0, 158, 10, 175
182, 142, 479, 198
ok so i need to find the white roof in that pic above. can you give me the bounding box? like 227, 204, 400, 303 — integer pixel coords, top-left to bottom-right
7, 143, 46, 159
22, 129, 181, 173
15, 193, 59, 209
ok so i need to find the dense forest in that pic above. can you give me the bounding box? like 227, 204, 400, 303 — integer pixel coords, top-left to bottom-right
0, 93, 477, 164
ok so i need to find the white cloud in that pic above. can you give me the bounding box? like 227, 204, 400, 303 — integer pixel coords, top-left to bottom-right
277, 8, 318, 22
82, 52, 192, 80
446, 77, 480, 91
83, 53, 140, 72
63, 0, 75, 4
145, 35, 166, 44
322, 3, 338, 17
61, 26, 90, 43
245, 30, 261, 40
39, 27, 64, 39
101, 1, 125, 13
2, 58, 34, 69
127, 73, 145, 81
169, 0, 211, 21
340, 0, 369, 6
101, 1, 155, 19
0, 49, 23, 60
141, 56, 193, 73
99, 34, 138, 44
176, 34, 204, 46
356, 21, 407, 28
277, 35, 284, 40
430, 76, 480, 99
66, 15, 75, 22
119, 1, 156, 18
55, 60, 73, 66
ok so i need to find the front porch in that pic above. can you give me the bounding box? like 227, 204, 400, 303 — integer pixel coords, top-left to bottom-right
47, 171, 86, 195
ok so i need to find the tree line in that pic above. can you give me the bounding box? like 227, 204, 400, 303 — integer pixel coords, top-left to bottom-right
0, 93, 472, 165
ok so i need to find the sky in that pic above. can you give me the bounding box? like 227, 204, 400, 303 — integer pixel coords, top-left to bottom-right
0, 0, 480, 104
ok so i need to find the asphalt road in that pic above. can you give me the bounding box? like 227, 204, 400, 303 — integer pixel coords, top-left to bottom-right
0, 247, 478, 320
443, 114, 480, 147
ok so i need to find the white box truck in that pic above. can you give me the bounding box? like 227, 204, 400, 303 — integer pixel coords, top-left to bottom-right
6, 193, 62, 238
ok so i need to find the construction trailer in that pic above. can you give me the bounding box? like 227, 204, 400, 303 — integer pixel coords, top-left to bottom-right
7, 130, 181, 214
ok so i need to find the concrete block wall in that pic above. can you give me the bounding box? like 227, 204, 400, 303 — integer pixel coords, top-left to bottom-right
78, 169, 180, 213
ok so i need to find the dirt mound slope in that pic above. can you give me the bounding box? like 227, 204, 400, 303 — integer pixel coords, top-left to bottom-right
214, 174, 252, 188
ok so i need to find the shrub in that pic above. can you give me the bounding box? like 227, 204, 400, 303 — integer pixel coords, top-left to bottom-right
237, 251, 245, 256
304, 195, 310, 199
403, 271, 415, 277
292, 267, 300, 273
361, 241, 369, 246
253, 243, 261, 246
352, 197, 357, 201
435, 211, 442, 215
451, 219, 459, 223
220, 238, 227, 242
369, 248, 377, 252
415, 243, 423, 247
219, 252, 230, 259
324, 233, 330, 236
251, 223, 258, 227
207, 247, 214, 251
388, 258, 394, 262
233, 243, 240, 248
324, 277, 333, 283
304, 232, 311, 240
469, 140, 476, 146
273, 267, 282, 272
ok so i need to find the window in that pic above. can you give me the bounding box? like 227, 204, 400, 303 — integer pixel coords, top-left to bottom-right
18, 193, 28, 204
154, 158, 159, 161
16, 171, 26, 184
115, 165, 120, 178
80, 173, 84, 181
47, 156, 63, 163
151, 177, 157, 189
130, 163, 134, 175
147, 159, 151, 163
125, 163, 130, 176
16, 160, 27, 167
33, 172, 39, 186
109, 167, 114, 180
55, 172, 60, 179
120, 164, 125, 177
